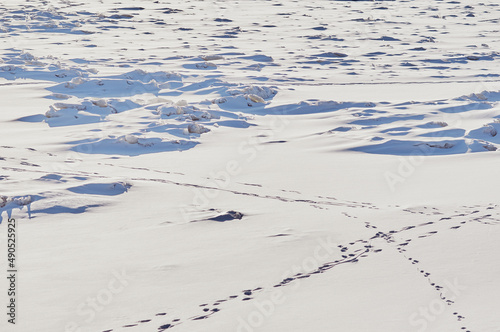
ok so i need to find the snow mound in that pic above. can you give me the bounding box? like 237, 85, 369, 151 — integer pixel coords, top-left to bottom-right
187, 123, 210, 134
227, 85, 278, 100
200, 55, 224, 61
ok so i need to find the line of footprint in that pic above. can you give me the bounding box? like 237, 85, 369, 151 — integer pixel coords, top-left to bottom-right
102, 239, 376, 331
104, 204, 500, 331
365, 217, 479, 332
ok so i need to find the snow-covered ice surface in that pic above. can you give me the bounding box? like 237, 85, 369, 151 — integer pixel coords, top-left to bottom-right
1, 0, 500, 331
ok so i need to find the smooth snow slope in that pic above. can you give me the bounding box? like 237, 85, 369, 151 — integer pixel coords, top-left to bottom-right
1, 0, 500, 332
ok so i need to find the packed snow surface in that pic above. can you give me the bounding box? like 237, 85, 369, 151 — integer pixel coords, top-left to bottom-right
1, 0, 500, 332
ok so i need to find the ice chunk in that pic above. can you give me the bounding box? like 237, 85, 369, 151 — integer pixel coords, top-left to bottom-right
247, 94, 265, 103
200, 55, 224, 61
124, 135, 139, 144
483, 125, 497, 137
45, 106, 60, 118
187, 123, 210, 134
228, 85, 277, 99
13, 196, 32, 206
92, 99, 108, 108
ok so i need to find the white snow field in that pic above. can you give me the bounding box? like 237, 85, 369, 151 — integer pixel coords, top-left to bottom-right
1, 0, 500, 331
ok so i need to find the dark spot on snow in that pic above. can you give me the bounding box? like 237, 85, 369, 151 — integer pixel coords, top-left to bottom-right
269, 233, 290, 237
264, 140, 287, 144
208, 210, 244, 222
373, 36, 401, 41
117, 7, 144, 10
158, 323, 172, 330
315, 52, 348, 58
158, 8, 183, 14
